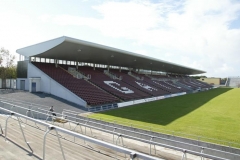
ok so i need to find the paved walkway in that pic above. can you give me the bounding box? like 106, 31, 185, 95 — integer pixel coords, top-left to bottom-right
0, 90, 87, 114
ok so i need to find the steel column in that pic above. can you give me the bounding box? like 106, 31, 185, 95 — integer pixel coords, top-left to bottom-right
43, 127, 51, 160
0, 123, 3, 134
150, 137, 156, 155
16, 116, 33, 153
54, 128, 66, 160
43, 126, 66, 160
181, 150, 187, 160
201, 147, 204, 160
4, 114, 12, 141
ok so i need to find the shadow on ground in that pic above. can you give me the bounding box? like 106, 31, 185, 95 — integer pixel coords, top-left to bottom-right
0, 89, 19, 94
30, 92, 88, 111
0, 90, 87, 113
98, 88, 233, 125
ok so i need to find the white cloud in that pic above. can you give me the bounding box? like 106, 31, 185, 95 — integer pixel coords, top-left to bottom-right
1, 0, 240, 77
39, 14, 52, 23
0, 12, 34, 53
52, 0, 240, 77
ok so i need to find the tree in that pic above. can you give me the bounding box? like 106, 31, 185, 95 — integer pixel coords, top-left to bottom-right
0, 48, 17, 79
0, 48, 15, 67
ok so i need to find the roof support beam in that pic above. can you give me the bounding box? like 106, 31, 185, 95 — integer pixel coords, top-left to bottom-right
55, 59, 58, 68
76, 61, 78, 69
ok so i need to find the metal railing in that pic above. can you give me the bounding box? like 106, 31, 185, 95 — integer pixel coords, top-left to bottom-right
63, 112, 240, 160
87, 103, 118, 112
0, 106, 162, 160
0, 97, 49, 109
1, 98, 239, 148
89, 116, 240, 148
0, 101, 238, 160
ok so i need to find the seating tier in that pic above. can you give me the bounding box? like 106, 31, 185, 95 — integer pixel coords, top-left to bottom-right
32, 62, 120, 106
78, 67, 150, 101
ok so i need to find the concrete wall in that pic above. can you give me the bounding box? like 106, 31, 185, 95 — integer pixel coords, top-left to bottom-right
198, 78, 220, 85
27, 62, 87, 107
16, 78, 29, 90
228, 77, 240, 88
0, 79, 16, 89
118, 92, 186, 108
29, 78, 41, 92
10, 79, 16, 89
17, 60, 28, 78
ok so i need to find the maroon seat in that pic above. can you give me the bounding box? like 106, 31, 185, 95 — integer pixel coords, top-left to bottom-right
32, 62, 120, 106
142, 75, 183, 93
78, 67, 150, 101
110, 70, 170, 96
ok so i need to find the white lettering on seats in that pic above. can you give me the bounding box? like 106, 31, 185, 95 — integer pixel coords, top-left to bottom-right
135, 82, 158, 91
104, 81, 134, 94
153, 81, 171, 89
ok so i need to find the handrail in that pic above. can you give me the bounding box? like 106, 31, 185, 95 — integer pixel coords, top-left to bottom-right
2, 100, 239, 150
2, 100, 239, 149
62, 109, 81, 115
0, 97, 49, 109
0, 101, 238, 160
62, 112, 240, 158
0, 107, 162, 160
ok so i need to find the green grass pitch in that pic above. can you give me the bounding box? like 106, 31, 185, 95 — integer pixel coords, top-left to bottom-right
89, 88, 240, 147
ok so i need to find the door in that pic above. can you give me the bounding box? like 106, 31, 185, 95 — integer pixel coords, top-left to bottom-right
20, 80, 25, 90
32, 82, 36, 92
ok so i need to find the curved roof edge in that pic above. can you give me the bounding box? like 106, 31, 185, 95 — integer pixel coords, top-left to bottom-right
16, 36, 206, 75
16, 36, 66, 57
64, 36, 205, 73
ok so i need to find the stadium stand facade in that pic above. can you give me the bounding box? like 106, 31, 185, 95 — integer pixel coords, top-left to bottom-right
16, 36, 212, 107
226, 77, 240, 88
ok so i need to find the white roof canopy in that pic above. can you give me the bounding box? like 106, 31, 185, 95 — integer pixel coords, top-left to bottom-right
17, 36, 205, 75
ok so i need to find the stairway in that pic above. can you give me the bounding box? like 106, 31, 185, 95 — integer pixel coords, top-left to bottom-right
104, 70, 122, 80
128, 72, 142, 80
67, 67, 89, 79
0, 115, 122, 160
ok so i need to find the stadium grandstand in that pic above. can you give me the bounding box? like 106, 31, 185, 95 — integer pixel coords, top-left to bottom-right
2, 36, 240, 160
16, 36, 212, 108
226, 77, 240, 88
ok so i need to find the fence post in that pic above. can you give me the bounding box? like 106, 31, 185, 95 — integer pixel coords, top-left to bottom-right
130, 152, 136, 160
4, 113, 12, 141
16, 116, 33, 153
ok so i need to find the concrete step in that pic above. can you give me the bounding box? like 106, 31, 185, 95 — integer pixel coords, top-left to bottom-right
0, 134, 39, 160
0, 116, 123, 160
1, 114, 200, 160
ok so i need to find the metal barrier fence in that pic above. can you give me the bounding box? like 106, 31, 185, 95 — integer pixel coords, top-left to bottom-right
1, 98, 240, 148
0, 101, 238, 160
0, 97, 49, 110
2, 89, 236, 148
0, 106, 162, 160
87, 103, 118, 112
88, 116, 240, 148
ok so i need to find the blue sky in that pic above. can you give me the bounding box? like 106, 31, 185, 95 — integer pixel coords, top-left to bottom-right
0, 0, 240, 77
